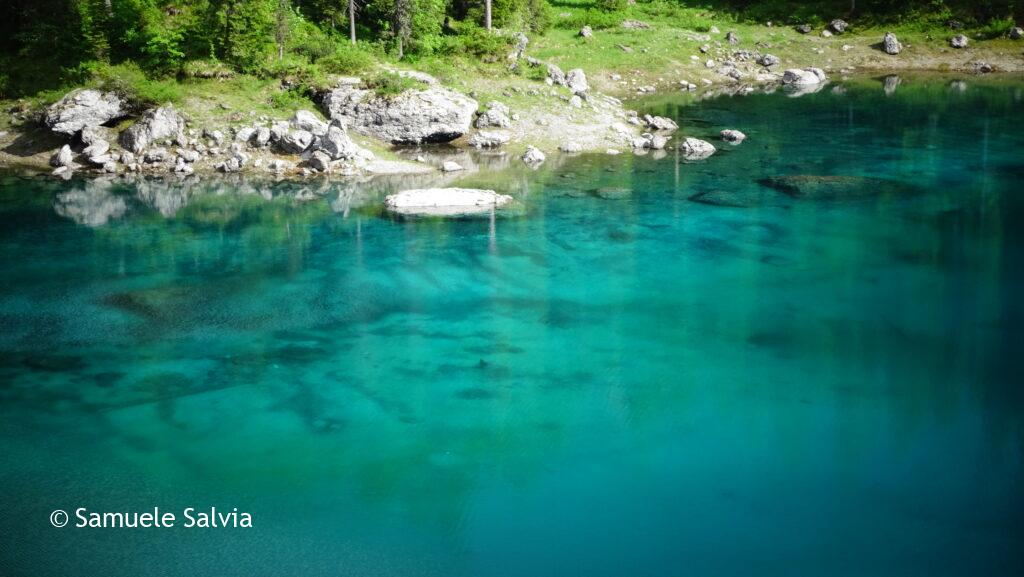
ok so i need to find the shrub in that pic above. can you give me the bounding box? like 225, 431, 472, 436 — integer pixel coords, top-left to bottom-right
319, 48, 376, 75
553, 10, 629, 31
63, 61, 183, 105
364, 71, 422, 97
182, 59, 235, 79
436, 25, 513, 59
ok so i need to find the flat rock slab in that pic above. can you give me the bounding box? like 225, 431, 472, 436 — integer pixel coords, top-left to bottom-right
384, 188, 513, 216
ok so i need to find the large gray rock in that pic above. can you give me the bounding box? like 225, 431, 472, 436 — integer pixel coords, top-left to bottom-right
883, 32, 903, 55
384, 188, 513, 216
566, 69, 589, 93
279, 130, 314, 154
782, 68, 827, 86
1011, 27, 1023, 40
291, 110, 328, 135
323, 85, 478, 144
950, 34, 969, 49
119, 107, 186, 153
679, 137, 716, 159
45, 89, 124, 136
758, 54, 781, 67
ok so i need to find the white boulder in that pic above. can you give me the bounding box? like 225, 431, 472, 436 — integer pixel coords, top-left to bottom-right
384, 188, 513, 216
45, 89, 124, 135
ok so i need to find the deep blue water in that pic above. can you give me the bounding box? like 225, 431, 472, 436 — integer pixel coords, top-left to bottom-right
1, 76, 1023, 576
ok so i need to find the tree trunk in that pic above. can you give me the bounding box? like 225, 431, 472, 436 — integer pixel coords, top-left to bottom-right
349, 0, 356, 44
397, 37, 403, 59
485, 0, 492, 32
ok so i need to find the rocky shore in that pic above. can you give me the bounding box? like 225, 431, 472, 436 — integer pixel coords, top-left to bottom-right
2, 21, 1022, 183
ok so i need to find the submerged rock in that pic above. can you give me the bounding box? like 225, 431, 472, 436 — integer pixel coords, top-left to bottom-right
758, 175, 916, 200
720, 129, 746, 143
384, 188, 513, 216
689, 189, 791, 208
323, 85, 478, 144
45, 89, 124, 136
883, 32, 903, 55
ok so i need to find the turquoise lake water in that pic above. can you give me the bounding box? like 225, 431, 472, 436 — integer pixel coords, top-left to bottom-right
1, 76, 1023, 576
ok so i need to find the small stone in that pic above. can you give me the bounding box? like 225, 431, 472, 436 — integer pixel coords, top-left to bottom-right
829, 19, 848, 34
559, 142, 583, 153
1011, 27, 1023, 40
950, 34, 968, 49
441, 161, 464, 172
579, 26, 593, 38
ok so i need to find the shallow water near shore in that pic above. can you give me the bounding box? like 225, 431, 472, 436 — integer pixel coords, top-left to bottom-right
2, 76, 1023, 576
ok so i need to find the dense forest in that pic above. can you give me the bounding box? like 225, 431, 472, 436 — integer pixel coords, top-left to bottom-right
1, 0, 1022, 98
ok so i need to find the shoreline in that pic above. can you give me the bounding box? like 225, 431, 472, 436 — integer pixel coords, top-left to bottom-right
2, 63, 1022, 183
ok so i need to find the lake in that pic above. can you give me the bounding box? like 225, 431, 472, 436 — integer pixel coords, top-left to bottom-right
1, 75, 1022, 576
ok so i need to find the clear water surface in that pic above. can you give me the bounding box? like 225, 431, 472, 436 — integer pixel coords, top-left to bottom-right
1, 76, 1022, 576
